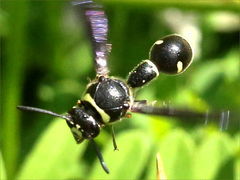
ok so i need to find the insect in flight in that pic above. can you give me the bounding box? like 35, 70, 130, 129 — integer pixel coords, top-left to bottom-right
17, 0, 231, 174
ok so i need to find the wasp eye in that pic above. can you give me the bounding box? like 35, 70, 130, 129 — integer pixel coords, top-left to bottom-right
149, 35, 193, 74
68, 107, 100, 139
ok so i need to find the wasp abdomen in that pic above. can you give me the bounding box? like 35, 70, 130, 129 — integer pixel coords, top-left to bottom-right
127, 60, 159, 88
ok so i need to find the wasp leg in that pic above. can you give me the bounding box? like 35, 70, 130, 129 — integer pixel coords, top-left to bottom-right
91, 139, 109, 174
111, 125, 119, 151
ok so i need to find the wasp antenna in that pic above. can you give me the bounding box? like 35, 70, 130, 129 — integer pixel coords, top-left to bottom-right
91, 139, 110, 174
17, 105, 70, 121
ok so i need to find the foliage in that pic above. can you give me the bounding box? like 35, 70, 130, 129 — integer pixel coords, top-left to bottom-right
1, 1, 239, 179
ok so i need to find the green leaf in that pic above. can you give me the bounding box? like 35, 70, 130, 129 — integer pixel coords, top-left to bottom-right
17, 119, 87, 179
214, 156, 235, 180
234, 133, 240, 180
0, 150, 7, 180
190, 50, 239, 94
1, 1, 29, 179
193, 132, 234, 179
88, 130, 153, 179
157, 129, 195, 179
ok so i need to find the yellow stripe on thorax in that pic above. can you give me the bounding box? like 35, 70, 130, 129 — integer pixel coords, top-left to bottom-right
82, 93, 110, 124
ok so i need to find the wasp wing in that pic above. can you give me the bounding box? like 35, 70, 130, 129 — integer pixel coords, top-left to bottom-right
130, 102, 237, 131
73, 0, 110, 76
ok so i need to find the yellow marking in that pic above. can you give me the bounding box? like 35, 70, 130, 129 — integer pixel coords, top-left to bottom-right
71, 127, 82, 138
177, 61, 183, 73
155, 40, 163, 45
83, 93, 110, 124
144, 60, 159, 76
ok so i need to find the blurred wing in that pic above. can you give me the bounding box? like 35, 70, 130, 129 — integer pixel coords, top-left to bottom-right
130, 102, 236, 131
72, 0, 110, 76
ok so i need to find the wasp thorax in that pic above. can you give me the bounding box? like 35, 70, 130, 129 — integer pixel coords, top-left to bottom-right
150, 35, 193, 74
84, 77, 131, 123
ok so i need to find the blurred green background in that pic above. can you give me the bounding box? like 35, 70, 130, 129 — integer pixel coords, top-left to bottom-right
1, 0, 239, 179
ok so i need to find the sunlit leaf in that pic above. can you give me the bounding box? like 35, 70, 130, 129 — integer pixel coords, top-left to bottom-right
17, 119, 87, 179
193, 132, 234, 179
234, 133, 240, 180
157, 129, 195, 179
88, 130, 153, 179
0, 151, 7, 180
